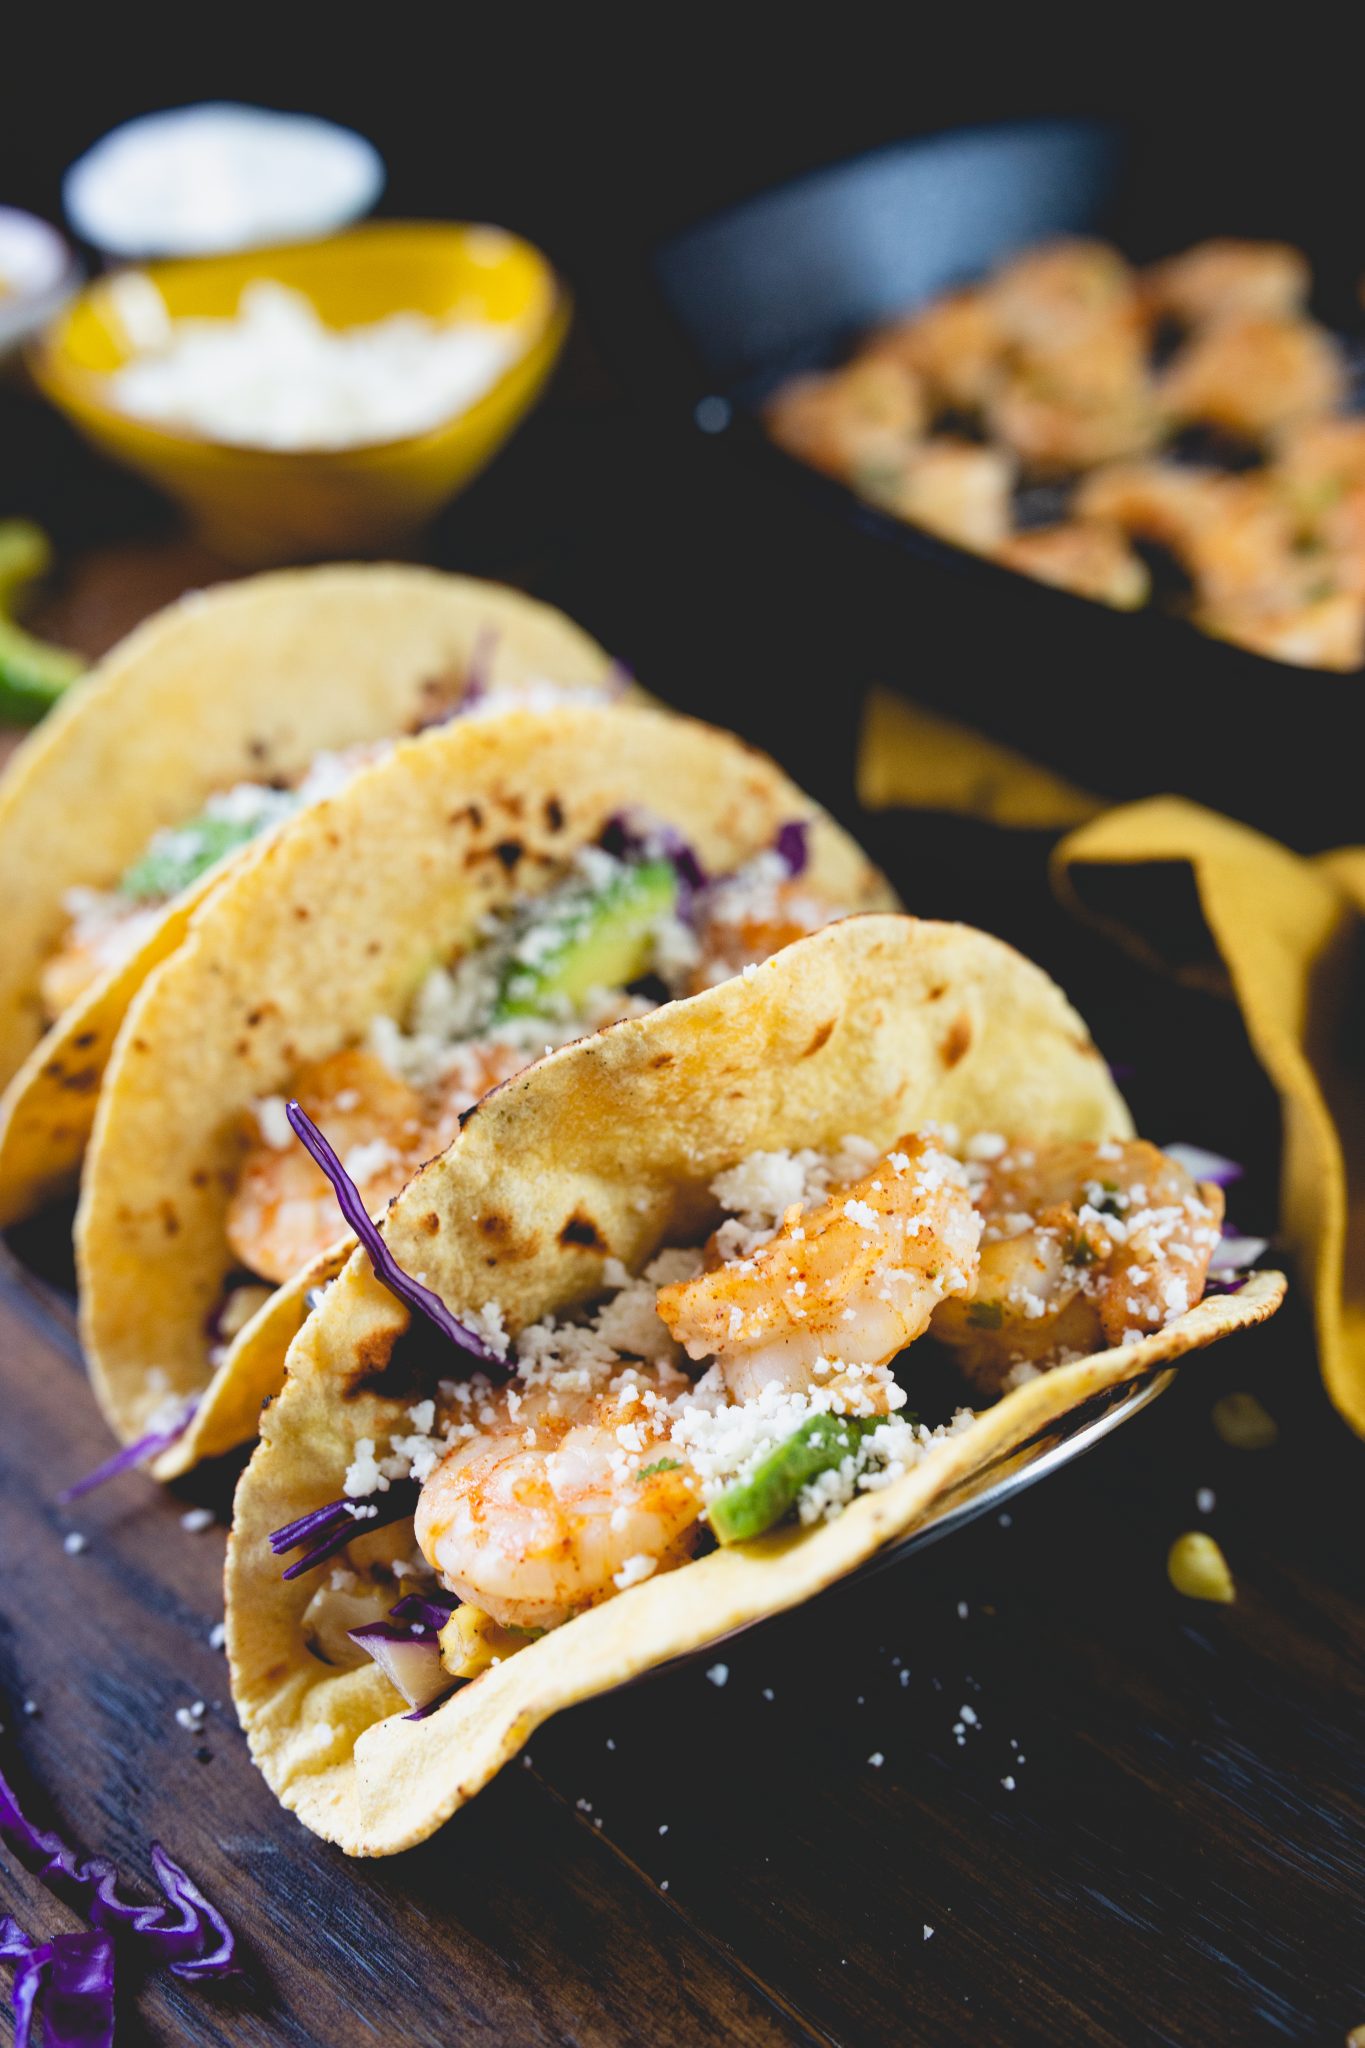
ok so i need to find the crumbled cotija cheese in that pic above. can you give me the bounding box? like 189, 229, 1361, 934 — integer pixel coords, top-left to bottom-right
107, 281, 523, 451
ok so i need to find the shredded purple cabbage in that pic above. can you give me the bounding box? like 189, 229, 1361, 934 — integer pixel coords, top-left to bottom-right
599, 811, 707, 903
774, 818, 810, 877
286, 1100, 504, 1368
388, 1589, 459, 1631
457, 628, 497, 710
269, 1483, 420, 1580
58, 1399, 199, 1505
0, 1769, 237, 1990
1, 1920, 38, 1962
2, 1917, 45, 2048
403, 1689, 457, 1723
1165, 1142, 1245, 1189
35, 1932, 116, 2048
149, 1848, 237, 1982
4, 1927, 118, 2048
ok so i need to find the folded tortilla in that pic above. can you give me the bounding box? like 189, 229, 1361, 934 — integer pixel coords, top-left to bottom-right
0, 563, 617, 1224
225, 913, 1284, 1854
77, 702, 894, 1469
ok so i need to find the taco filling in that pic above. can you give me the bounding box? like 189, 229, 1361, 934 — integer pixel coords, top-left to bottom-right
273, 1125, 1227, 1709
219, 818, 842, 1299
38, 677, 610, 1021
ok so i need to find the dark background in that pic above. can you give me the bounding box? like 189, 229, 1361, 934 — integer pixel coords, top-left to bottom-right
5, 23, 1360, 289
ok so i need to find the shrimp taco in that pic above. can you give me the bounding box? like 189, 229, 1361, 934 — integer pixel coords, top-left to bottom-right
76, 701, 894, 1475
225, 913, 1283, 1856
0, 562, 618, 1226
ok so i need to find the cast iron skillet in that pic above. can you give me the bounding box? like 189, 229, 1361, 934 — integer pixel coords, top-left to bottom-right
610, 119, 1363, 850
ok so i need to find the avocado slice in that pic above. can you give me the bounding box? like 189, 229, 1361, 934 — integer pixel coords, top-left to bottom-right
118, 796, 294, 902
0, 521, 84, 725
493, 857, 679, 1020
0, 618, 85, 724
708, 1412, 885, 1545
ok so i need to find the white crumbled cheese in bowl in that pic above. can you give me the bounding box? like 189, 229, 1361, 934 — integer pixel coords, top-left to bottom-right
104, 280, 525, 450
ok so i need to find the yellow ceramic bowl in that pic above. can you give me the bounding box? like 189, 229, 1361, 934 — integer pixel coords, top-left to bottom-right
29, 222, 570, 564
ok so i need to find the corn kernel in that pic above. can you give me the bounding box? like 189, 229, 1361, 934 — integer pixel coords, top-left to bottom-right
439, 1605, 530, 1678
1211, 1391, 1278, 1449
1168, 1532, 1236, 1604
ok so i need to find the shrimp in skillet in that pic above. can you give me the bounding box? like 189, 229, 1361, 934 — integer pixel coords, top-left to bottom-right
656, 1134, 982, 1403
765, 357, 926, 485
1158, 316, 1345, 441
994, 521, 1150, 609
1141, 239, 1310, 330
931, 1138, 1223, 1386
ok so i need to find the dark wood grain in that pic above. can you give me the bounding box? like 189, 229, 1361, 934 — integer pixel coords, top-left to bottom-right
4, 332, 1364, 2048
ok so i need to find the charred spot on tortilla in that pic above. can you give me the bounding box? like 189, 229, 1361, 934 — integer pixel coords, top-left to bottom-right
558, 1213, 605, 1252
449, 801, 484, 831
293, 904, 311, 921
926, 982, 947, 1002
544, 797, 566, 833
345, 1323, 447, 1404
418, 1212, 442, 1236
803, 1019, 837, 1058
71, 1030, 97, 1051
59, 1066, 100, 1093
651, 1051, 675, 1068
494, 840, 524, 871
942, 1015, 973, 1067
159, 1201, 181, 1237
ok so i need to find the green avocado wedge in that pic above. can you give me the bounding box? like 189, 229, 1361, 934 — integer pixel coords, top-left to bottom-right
0, 522, 84, 725
709, 1412, 888, 1545
493, 857, 678, 1020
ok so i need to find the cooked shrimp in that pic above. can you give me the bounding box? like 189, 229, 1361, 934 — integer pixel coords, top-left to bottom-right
986, 373, 1159, 475
1158, 316, 1345, 440
39, 899, 163, 1019
931, 1138, 1224, 1384
987, 239, 1139, 351
994, 521, 1150, 609
1074, 461, 1231, 555
414, 1371, 702, 1631
1196, 588, 1365, 671
765, 357, 926, 484
689, 875, 839, 993
1274, 415, 1365, 500
656, 1135, 981, 1403
1142, 239, 1310, 329
870, 287, 1005, 412
1271, 420, 1365, 594
870, 437, 1016, 552
226, 1048, 428, 1282
1179, 476, 1305, 612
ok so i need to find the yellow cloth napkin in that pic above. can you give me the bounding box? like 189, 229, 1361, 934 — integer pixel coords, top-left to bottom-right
858, 688, 1365, 1435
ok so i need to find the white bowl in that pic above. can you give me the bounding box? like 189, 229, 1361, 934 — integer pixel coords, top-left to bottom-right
63, 103, 385, 261
0, 209, 79, 360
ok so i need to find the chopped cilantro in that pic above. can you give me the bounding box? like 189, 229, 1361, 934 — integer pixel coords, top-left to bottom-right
638, 1457, 682, 1478
967, 1299, 1004, 1329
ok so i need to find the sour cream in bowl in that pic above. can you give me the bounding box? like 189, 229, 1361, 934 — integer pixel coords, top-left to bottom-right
30, 222, 571, 563
64, 104, 384, 261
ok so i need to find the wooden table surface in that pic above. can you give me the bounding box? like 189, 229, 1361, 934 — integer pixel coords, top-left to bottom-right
2, 345, 1363, 2048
